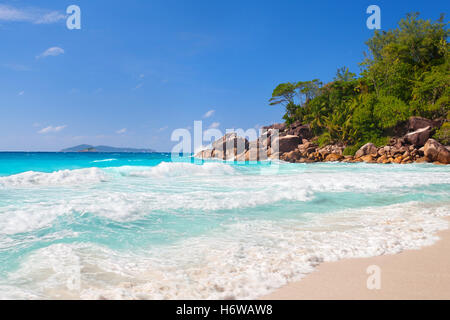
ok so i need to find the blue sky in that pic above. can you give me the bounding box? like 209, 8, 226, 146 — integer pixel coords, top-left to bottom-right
0, 0, 448, 151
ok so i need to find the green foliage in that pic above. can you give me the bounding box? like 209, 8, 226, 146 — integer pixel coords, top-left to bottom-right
317, 132, 332, 147
343, 136, 390, 156
334, 67, 357, 82
412, 63, 450, 118
269, 83, 298, 107
373, 95, 411, 129
269, 13, 450, 149
434, 122, 450, 145
343, 144, 361, 156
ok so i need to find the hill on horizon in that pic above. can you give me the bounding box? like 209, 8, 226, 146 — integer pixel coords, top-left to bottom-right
60, 144, 156, 153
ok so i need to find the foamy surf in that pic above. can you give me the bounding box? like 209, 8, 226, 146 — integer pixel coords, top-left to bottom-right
117, 162, 236, 178
0, 154, 449, 299
1, 201, 448, 300
0, 168, 107, 188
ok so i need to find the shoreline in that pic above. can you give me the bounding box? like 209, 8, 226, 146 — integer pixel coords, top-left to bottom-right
262, 217, 450, 300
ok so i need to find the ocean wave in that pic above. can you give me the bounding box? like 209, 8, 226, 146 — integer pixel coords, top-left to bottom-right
1, 162, 449, 234
0, 186, 313, 235
117, 162, 236, 178
1, 161, 450, 299
0, 168, 108, 188
2, 201, 448, 300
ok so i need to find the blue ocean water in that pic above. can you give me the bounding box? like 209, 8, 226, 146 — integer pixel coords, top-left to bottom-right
0, 152, 449, 299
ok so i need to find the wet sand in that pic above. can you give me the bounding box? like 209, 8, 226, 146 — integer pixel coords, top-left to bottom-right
263, 218, 450, 300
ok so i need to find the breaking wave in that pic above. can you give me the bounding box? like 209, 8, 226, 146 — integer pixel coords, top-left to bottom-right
0, 168, 107, 188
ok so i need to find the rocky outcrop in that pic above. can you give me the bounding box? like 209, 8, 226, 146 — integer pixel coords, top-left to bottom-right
196, 133, 249, 160
408, 117, 442, 131
424, 139, 450, 164
246, 140, 269, 161
211, 133, 249, 156
286, 121, 313, 140
281, 150, 302, 162
325, 153, 344, 162
270, 135, 301, 154
360, 155, 377, 163
404, 126, 431, 147
262, 123, 286, 132
355, 143, 378, 158
195, 116, 448, 165
317, 144, 344, 158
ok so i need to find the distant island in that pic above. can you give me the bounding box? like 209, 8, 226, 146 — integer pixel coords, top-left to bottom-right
61, 144, 155, 153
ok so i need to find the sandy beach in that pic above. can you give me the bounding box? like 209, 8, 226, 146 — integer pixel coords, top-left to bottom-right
264, 217, 450, 300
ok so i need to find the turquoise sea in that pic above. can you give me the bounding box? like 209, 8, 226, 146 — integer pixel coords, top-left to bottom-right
0, 152, 449, 299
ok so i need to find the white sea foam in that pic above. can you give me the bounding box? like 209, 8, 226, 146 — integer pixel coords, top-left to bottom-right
1, 162, 449, 234
0, 187, 313, 235
2, 201, 448, 300
92, 159, 117, 163
0, 168, 107, 188
119, 162, 236, 178
1, 161, 449, 299
0, 203, 72, 235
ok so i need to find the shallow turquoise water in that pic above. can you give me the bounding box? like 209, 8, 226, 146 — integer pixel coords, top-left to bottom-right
0, 152, 449, 299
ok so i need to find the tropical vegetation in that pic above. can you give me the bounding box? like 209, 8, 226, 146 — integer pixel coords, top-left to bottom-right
269, 13, 449, 154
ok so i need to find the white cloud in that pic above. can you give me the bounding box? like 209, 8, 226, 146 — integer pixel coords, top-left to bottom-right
35, 11, 65, 24
158, 126, 168, 132
133, 83, 143, 90
37, 47, 64, 59
203, 109, 215, 118
18, 91, 25, 96
116, 128, 127, 134
0, 5, 65, 24
38, 125, 67, 134
209, 122, 220, 129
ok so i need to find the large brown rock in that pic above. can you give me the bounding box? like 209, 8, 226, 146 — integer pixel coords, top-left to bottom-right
361, 155, 377, 163
212, 133, 249, 157
377, 155, 390, 164
408, 117, 442, 132
355, 143, 378, 158
212, 133, 249, 151
271, 135, 301, 154
317, 144, 345, 158
286, 121, 313, 139
404, 126, 431, 147
195, 133, 250, 160
281, 150, 302, 162
325, 153, 344, 162
246, 140, 269, 161
298, 141, 317, 156
424, 139, 450, 164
